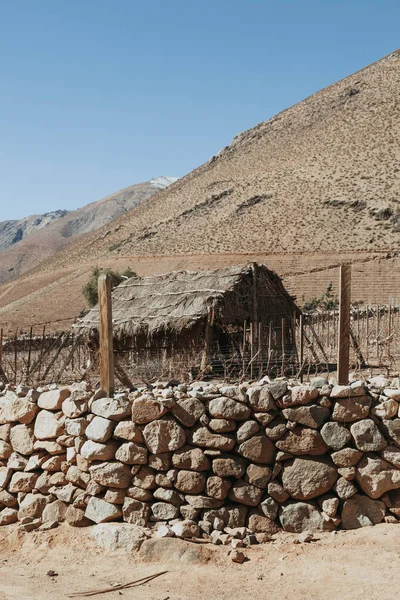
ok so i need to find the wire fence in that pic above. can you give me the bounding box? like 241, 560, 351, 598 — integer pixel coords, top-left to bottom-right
1, 302, 399, 385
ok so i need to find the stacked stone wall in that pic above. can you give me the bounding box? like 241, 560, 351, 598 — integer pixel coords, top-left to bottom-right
1, 375, 400, 538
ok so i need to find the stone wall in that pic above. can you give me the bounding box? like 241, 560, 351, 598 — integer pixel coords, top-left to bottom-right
1, 375, 400, 540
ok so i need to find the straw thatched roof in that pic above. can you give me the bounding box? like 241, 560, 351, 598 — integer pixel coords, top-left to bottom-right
76, 263, 296, 338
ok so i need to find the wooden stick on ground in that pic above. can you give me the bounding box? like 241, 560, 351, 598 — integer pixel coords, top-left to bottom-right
67, 570, 168, 598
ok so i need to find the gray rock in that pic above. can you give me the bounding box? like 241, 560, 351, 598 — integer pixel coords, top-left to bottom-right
334, 477, 357, 500
80, 440, 117, 461
131, 396, 168, 424
34, 410, 63, 440
38, 388, 70, 410
122, 498, 151, 526
143, 419, 186, 454
341, 494, 386, 529
246, 387, 276, 412
382, 419, 400, 445
372, 399, 398, 419
268, 481, 289, 502
115, 442, 147, 465
91, 397, 131, 421
113, 421, 143, 443
85, 497, 122, 523
276, 428, 328, 455
260, 497, 279, 520
280, 386, 319, 407
282, 406, 330, 429
331, 448, 363, 467
356, 454, 400, 498
238, 434, 275, 464
42, 499, 67, 523
236, 421, 260, 443
89, 462, 132, 488
280, 502, 335, 532
281, 457, 338, 500
91, 523, 147, 551
171, 397, 206, 427
320, 422, 351, 451
191, 427, 235, 451
85, 416, 114, 443
172, 446, 210, 471
332, 396, 371, 422
228, 480, 263, 506
151, 502, 179, 520
331, 384, 366, 398
350, 419, 387, 451
0, 392, 38, 424
171, 519, 200, 538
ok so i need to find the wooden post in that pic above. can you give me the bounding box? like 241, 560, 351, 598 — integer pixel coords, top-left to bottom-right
281, 318, 286, 376
98, 274, 114, 396
14, 330, 18, 385
200, 308, 214, 372
26, 326, 33, 381
242, 320, 247, 378
299, 314, 304, 382
250, 322, 254, 380
337, 265, 351, 385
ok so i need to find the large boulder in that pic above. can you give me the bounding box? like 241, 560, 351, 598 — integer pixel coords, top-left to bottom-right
238, 434, 275, 464
341, 494, 386, 529
279, 502, 335, 532
143, 419, 186, 454
276, 428, 328, 455
281, 457, 338, 500
350, 419, 387, 452
355, 454, 400, 498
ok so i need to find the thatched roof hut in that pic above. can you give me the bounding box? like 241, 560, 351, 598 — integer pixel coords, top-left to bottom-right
76, 263, 299, 379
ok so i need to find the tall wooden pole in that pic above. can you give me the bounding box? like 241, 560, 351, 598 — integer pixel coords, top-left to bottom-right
98, 274, 114, 397
200, 308, 214, 372
299, 313, 304, 383
337, 265, 351, 385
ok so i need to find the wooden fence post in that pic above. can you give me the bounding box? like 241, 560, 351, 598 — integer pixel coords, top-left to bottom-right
337, 265, 351, 385
98, 274, 114, 397
299, 314, 304, 382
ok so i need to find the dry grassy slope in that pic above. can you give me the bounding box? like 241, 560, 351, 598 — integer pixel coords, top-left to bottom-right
1, 51, 400, 333
0, 178, 176, 285
34, 49, 400, 275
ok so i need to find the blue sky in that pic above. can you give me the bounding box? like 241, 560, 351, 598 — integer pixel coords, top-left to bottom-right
0, 0, 399, 220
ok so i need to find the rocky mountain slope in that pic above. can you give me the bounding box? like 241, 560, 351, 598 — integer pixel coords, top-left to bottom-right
0, 177, 177, 284
1, 50, 400, 331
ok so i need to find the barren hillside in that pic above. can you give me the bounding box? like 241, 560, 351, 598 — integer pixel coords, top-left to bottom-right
1, 50, 400, 332
0, 177, 177, 284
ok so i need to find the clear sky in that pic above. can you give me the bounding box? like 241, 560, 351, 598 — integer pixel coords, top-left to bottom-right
0, 0, 399, 221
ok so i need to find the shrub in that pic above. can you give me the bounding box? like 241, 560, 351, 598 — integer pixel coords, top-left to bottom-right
82, 266, 137, 307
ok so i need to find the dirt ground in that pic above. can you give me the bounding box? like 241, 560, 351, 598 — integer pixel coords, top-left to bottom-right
0, 523, 399, 600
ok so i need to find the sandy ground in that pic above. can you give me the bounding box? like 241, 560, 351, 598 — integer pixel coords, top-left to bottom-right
0, 523, 399, 600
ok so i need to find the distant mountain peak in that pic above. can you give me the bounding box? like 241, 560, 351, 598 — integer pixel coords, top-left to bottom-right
150, 176, 178, 190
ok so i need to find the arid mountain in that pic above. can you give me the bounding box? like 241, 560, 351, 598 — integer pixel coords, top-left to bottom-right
1, 50, 400, 333
0, 176, 177, 284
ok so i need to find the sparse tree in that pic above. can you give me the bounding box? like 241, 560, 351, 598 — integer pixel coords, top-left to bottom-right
82, 266, 137, 307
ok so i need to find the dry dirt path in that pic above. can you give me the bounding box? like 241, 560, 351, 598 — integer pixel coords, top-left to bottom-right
0, 523, 398, 600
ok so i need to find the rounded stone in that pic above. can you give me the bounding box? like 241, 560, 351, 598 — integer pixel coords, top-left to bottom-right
281, 457, 338, 500
143, 419, 186, 454
320, 422, 352, 451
